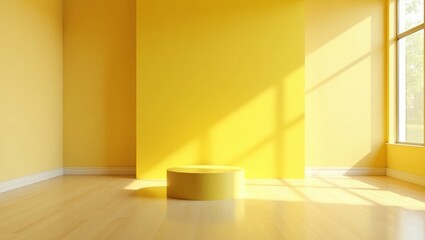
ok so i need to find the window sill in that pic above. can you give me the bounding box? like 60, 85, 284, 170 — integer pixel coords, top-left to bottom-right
386, 143, 425, 148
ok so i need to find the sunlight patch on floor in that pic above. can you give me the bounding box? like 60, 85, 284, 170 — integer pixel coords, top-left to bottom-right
123, 179, 166, 190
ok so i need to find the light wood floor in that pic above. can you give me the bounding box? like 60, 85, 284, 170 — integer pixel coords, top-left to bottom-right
1, 176, 425, 239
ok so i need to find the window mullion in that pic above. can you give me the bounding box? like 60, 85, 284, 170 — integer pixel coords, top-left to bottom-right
398, 23, 425, 40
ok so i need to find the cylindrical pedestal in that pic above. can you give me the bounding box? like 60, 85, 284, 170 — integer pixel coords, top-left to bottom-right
167, 165, 244, 200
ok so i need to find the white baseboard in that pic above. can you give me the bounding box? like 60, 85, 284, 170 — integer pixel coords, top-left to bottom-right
386, 168, 425, 187
0, 168, 64, 193
306, 167, 386, 177
64, 167, 136, 176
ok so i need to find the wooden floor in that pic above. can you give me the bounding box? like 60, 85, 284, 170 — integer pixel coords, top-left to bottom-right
1, 176, 425, 239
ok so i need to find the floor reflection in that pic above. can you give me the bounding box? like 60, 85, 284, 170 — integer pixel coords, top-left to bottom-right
129, 177, 425, 240
135, 186, 245, 222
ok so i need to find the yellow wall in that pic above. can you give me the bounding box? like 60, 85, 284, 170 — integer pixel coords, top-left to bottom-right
137, 0, 305, 178
0, 0, 63, 181
305, 0, 387, 168
63, 0, 136, 167
0, 0, 391, 181
387, 144, 425, 177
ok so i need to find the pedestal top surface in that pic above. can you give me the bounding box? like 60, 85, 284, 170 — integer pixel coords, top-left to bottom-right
167, 165, 243, 174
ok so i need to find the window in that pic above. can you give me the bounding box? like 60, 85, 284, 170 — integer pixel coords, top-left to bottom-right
397, 0, 425, 144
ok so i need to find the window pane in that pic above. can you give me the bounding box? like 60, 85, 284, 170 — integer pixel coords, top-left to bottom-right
398, 29, 424, 143
398, 0, 424, 33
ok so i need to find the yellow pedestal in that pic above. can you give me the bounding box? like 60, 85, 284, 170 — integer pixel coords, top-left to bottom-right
167, 165, 244, 200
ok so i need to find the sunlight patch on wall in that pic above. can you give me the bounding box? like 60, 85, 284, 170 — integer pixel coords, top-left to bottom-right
139, 65, 305, 178
307, 57, 372, 165
140, 87, 281, 178
306, 17, 372, 91
280, 118, 305, 176
282, 66, 305, 125
306, 16, 373, 167
142, 138, 201, 177
209, 88, 276, 165
231, 141, 276, 178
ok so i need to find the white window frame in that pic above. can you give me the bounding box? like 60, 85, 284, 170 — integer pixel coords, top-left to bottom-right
396, 0, 425, 145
